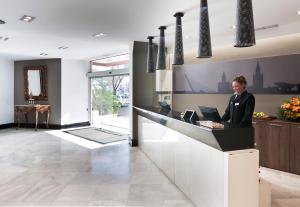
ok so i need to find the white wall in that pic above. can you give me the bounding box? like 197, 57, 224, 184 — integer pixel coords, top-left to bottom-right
61, 59, 90, 125
0, 58, 14, 125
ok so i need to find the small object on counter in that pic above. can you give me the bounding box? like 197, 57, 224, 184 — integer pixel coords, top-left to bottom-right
253, 111, 268, 118
253, 112, 276, 120
180, 112, 184, 119
198, 121, 224, 129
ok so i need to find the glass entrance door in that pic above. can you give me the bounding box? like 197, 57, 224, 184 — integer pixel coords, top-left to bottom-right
91, 75, 129, 132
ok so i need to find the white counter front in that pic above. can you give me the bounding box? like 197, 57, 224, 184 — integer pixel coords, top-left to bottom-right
138, 115, 259, 207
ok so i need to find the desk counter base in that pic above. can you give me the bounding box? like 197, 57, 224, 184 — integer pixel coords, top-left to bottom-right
138, 115, 259, 207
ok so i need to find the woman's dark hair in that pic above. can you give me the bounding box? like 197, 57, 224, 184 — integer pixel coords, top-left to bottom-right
233, 75, 247, 85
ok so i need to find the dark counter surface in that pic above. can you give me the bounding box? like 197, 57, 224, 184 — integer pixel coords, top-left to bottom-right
134, 106, 255, 152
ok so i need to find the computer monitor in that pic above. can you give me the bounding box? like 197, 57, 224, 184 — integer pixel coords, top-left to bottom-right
182, 110, 200, 123
190, 111, 200, 122
183, 110, 193, 121
198, 106, 221, 122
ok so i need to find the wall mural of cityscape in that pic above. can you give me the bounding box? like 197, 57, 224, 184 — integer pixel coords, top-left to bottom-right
174, 54, 300, 94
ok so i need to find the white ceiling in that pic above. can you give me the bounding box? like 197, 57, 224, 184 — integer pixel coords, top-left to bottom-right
0, 0, 300, 61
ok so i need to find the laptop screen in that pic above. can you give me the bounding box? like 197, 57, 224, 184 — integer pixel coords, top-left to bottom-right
198, 106, 221, 122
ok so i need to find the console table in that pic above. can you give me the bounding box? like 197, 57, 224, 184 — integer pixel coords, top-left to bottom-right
15, 105, 51, 130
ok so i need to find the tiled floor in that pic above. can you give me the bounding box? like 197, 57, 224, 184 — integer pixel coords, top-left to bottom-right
0, 128, 299, 207
0, 128, 194, 206
260, 167, 300, 207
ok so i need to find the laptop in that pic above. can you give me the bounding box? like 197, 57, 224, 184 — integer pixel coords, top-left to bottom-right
198, 106, 222, 123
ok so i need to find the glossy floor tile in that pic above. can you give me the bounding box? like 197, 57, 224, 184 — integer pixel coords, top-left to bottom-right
260, 167, 300, 207
0, 128, 194, 206
1, 128, 300, 207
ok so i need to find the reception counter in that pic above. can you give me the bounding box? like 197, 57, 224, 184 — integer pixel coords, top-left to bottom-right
134, 106, 259, 207
134, 106, 255, 151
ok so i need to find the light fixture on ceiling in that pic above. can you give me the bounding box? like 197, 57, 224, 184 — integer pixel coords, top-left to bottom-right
0, 36, 9, 41
40, 53, 48, 56
255, 24, 279, 31
234, 0, 256, 47
147, 36, 155, 73
20, 15, 36, 22
93, 33, 106, 37
156, 26, 167, 70
173, 12, 184, 65
0, 20, 6, 24
297, 11, 300, 15
197, 0, 212, 58
231, 24, 279, 31
58, 46, 69, 50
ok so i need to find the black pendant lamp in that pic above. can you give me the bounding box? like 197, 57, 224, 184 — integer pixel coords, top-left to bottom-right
234, 0, 256, 47
197, 0, 212, 58
156, 26, 167, 70
147, 36, 155, 73
173, 12, 184, 65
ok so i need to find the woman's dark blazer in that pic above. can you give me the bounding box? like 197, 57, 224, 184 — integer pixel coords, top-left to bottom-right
221, 90, 255, 128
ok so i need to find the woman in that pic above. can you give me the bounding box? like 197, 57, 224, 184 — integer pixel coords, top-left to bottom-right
221, 76, 255, 128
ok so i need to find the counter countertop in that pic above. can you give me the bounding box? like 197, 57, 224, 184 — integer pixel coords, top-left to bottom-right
134, 106, 255, 151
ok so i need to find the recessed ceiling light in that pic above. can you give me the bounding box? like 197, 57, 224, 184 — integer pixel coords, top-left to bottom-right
20, 15, 36, 22
58, 46, 69, 50
230, 25, 236, 30
93, 33, 107, 37
255, 24, 279, 31
0, 20, 6, 24
297, 11, 300, 15
0, 36, 9, 41
40, 53, 48, 56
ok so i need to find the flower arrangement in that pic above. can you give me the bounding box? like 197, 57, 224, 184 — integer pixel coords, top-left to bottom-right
278, 97, 300, 121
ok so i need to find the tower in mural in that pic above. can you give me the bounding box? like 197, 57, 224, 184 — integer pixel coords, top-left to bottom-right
218, 72, 231, 93
252, 62, 264, 92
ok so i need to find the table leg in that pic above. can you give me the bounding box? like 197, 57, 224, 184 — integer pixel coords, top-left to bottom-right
35, 111, 39, 131
46, 109, 50, 128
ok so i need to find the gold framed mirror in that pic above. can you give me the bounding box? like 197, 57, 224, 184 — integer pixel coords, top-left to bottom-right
24, 65, 48, 101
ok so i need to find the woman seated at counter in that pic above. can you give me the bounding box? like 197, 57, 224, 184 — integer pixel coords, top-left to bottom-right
221, 75, 255, 128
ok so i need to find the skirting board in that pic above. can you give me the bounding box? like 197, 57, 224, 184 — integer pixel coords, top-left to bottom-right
0, 122, 90, 130
0, 123, 15, 130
